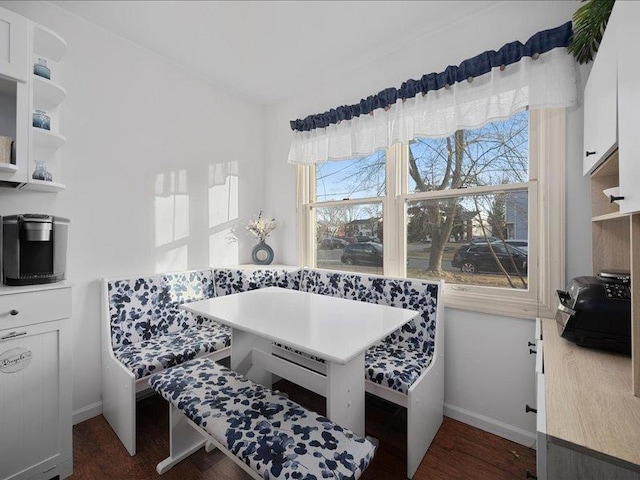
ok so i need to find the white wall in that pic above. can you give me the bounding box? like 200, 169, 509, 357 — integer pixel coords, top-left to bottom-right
0, 1, 265, 418
264, 1, 592, 444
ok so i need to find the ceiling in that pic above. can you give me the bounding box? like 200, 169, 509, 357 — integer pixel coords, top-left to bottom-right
53, 1, 501, 105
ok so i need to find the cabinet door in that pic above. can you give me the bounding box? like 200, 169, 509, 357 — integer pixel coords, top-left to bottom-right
0, 7, 28, 83
0, 321, 63, 480
617, 2, 640, 214
583, 7, 618, 175
0, 80, 29, 184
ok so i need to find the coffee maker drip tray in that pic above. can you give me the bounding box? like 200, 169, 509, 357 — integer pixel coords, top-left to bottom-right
4, 273, 63, 286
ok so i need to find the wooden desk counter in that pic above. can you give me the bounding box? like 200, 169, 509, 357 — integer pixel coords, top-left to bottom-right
542, 317, 640, 471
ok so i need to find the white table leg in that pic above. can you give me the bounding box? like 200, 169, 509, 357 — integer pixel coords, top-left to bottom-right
231, 328, 273, 388
326, 353, 365, 436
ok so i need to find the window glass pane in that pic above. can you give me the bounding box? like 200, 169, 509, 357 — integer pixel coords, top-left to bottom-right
408, 111, 529, 193
315, 203, 383, 275
316, 151, 386, 202
406, 190, 528, 289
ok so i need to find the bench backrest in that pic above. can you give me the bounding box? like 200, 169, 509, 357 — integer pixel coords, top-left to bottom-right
300, 268, 439, 356
107, 269, 215, 348
213, 268, 302, 296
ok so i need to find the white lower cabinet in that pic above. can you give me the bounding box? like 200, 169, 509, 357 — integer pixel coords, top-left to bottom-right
0, 284, 72, 480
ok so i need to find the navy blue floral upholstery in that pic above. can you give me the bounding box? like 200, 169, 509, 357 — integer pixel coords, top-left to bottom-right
150, 357, 376, 479
364, 343, 431, 395
366, 278, 438, 356
107, 269, 231, 379
214, 268, 302, 296
300, 270, 370, 301
298, 269, 439, 393
108, 270, 216, 347
113, 324, 231, 379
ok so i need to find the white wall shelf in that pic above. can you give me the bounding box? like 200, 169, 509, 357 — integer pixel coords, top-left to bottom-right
19, 179, 66, 192
33, 127, 66, 149
33, 75, 67, 110
0, 163, 18, 173
33, 24, 66, 61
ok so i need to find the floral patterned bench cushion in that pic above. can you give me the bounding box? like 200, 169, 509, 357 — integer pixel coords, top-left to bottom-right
297, 269, 439, 393
365, 343, 431, 395
300, 270, 369, 301
108, 269, 216, 348
366, 278, 438, 357
300, 269, 438, 357
213, 268, 302, 296
149, 357, 376, 480
113, 323, 231, 379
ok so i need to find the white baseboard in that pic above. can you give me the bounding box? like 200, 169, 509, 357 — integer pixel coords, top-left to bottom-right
74, 398, 535, 449
444, 403, 537, 449
73, 400, 103, 425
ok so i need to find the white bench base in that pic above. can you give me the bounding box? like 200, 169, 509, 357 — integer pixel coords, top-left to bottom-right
157, 403, 261, 479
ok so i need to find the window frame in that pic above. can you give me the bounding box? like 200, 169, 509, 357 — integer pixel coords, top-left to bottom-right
296, 108, 565, 319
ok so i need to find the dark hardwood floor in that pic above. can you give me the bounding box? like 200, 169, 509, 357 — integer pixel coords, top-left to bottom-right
72, 380, 535, 479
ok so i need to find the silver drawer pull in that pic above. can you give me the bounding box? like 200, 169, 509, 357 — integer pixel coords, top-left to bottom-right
1, 331, 27, 341
9, 309, 19, 316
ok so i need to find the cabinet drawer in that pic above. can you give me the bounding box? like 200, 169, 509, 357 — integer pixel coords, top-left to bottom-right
0, 287, 71, 330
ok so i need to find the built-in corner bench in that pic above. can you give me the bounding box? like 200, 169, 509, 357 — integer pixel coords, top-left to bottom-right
101, 269, 232, 457
102, 266, 444, 479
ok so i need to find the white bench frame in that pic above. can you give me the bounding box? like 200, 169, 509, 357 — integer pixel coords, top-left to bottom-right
100, 276, 231, 456
156, 403, 262, 478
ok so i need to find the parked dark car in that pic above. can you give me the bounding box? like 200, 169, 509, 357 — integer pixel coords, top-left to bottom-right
451, 243, 527, 274
355, 235, 376, 243
318, 237, 348, 250
341, 242, 383, 266
469, 235, 500, 244
336, 235, 357, 244
493, 239, 528, 253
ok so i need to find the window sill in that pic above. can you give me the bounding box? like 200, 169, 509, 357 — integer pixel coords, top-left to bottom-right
444, 287, 555, 320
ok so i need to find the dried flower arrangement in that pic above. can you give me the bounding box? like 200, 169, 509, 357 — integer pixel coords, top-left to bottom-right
247, 211, 277, 243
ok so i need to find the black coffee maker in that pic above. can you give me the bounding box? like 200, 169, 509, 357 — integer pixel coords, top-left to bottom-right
1, 214, 69, 286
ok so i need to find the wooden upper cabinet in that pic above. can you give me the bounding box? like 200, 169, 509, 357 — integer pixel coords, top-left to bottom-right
0, 7, 28, 82
617, 2, 640, 214
583, 7, 618, 176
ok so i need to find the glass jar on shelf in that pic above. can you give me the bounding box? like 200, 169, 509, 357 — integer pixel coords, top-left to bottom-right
33, 58, 51, 80
32, 160, 47, 180
32, 110, 50, 130
32, 161, 53, 182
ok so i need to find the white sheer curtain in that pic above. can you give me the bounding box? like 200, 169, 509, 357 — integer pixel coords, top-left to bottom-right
288, 48, 577, 165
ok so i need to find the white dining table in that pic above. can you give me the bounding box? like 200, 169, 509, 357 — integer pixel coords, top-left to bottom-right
181, 286, 417, 436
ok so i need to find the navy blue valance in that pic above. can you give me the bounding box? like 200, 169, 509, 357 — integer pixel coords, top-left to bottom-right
289, 22, 572, 133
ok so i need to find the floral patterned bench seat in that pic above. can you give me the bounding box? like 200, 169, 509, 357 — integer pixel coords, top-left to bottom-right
112, 323, 230, 379
150, 357, 377, 479
103, 269, 232, 456
291, 269, 439, 395
107, 270, 231, 378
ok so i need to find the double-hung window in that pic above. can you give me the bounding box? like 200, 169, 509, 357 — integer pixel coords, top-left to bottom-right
297, 109, 564, 318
